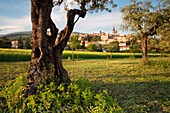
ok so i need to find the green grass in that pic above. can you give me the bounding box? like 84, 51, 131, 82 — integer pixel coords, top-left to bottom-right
0, 48, 162, 62
0, 48, 31, 62
66, 58, 170, 112
0, 57, 170, 112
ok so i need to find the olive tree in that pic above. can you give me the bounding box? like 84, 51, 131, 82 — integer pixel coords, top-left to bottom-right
121, 0, 170, 64
106, 41, 119, 59
24, 0, 116, 96
69, 34, 80, 61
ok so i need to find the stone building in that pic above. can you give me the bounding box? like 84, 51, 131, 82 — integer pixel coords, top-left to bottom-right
100, 27, 129, 51
11, 40, 19, 48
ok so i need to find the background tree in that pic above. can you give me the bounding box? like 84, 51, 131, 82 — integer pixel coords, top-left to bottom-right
87, 44, 97, 51
84, 35, 92, 42
129, 44, 139, 58
158, 36, 170, 56
24, 0, 116, 96
18, 36, 24, 49
91, 36, 101, 42
80, 40, 85, 49
106, 41, 119, 59
25, 37, 32, 49
97, 44, 103, 52
127, 33, 141, 57
69, 34, 80, 61
148, 37, 159, 53
0, 36, 11, 48
157, 9, 170, 56
121, 0, 170, 64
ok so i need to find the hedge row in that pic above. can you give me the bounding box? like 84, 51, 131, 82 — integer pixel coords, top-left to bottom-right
0, 49, 162, 62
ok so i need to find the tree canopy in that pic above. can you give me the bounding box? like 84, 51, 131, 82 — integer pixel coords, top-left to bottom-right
121, 0, 170, 34
69, 34, 80, 50
69, 34, 80, 60
121, 0, 170, 63
106, 41, 119, 59
53, 0, 116, 12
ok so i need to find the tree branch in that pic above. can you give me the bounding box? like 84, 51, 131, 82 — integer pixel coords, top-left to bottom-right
53, 0, 63, 7
55, 9, 86, 48
74, 16, 80, 24
146, 21, 160, 36
47, 18, 58, 46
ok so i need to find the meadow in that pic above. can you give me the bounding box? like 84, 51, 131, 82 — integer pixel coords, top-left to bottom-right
0, 48, 161, 62
0, 48, 170, 112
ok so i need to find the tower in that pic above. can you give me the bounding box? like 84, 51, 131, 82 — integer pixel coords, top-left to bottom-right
112, 27, 116, 34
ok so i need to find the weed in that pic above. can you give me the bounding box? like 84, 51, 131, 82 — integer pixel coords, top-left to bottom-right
0, 75, 123, 112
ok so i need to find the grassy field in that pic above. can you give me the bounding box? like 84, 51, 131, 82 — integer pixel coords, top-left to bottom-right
0, 48, 31, 62
0, 48, 162, 62
0, 57, 170, 112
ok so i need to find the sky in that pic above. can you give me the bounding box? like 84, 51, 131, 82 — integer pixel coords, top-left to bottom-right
0, 0, 131, 35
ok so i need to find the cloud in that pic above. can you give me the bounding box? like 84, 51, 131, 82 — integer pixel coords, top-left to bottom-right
0, 3, 124, 35
0, 1, 31, 34
0, 15, 31, 26
0, 15, 31, 34
74, 11, 123, 33
0, 25, 23, 29
0, 25, 26, 34
51, 8, 123, 33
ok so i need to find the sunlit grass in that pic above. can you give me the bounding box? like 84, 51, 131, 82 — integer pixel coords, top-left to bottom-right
1, 57, 169, 112
63, 58, 170, 112
0, 48, 163, 62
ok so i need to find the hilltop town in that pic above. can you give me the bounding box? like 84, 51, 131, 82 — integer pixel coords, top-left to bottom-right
1, 27, 130, 52
73, 27, 129, 51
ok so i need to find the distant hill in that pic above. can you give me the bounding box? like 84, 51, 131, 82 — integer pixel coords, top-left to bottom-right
4, 31, 32, 39
1, 31, 86, 40
73, 31, 87, 34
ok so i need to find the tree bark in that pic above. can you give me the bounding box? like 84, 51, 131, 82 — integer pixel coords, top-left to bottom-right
72, 49, 74, 61
24, 0, 58, 96
24, 0, 86, 96
141, 22, 161, 64
53, 9, 86, 83
110, 52, 112, 59
142, 35, 148, 64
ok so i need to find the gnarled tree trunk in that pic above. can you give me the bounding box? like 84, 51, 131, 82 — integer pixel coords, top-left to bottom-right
24, 0, 86, 96
53, 9, 86, 83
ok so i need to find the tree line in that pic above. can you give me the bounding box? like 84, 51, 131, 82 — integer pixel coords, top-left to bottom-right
68, 33, 170, 54
127, 33, 170, 57
0, 36, 31, 49
67, 34, 119, 52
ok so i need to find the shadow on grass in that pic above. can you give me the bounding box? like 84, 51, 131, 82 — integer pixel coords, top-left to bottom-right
74, 73, 170, 113
95, 72, 170, 79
